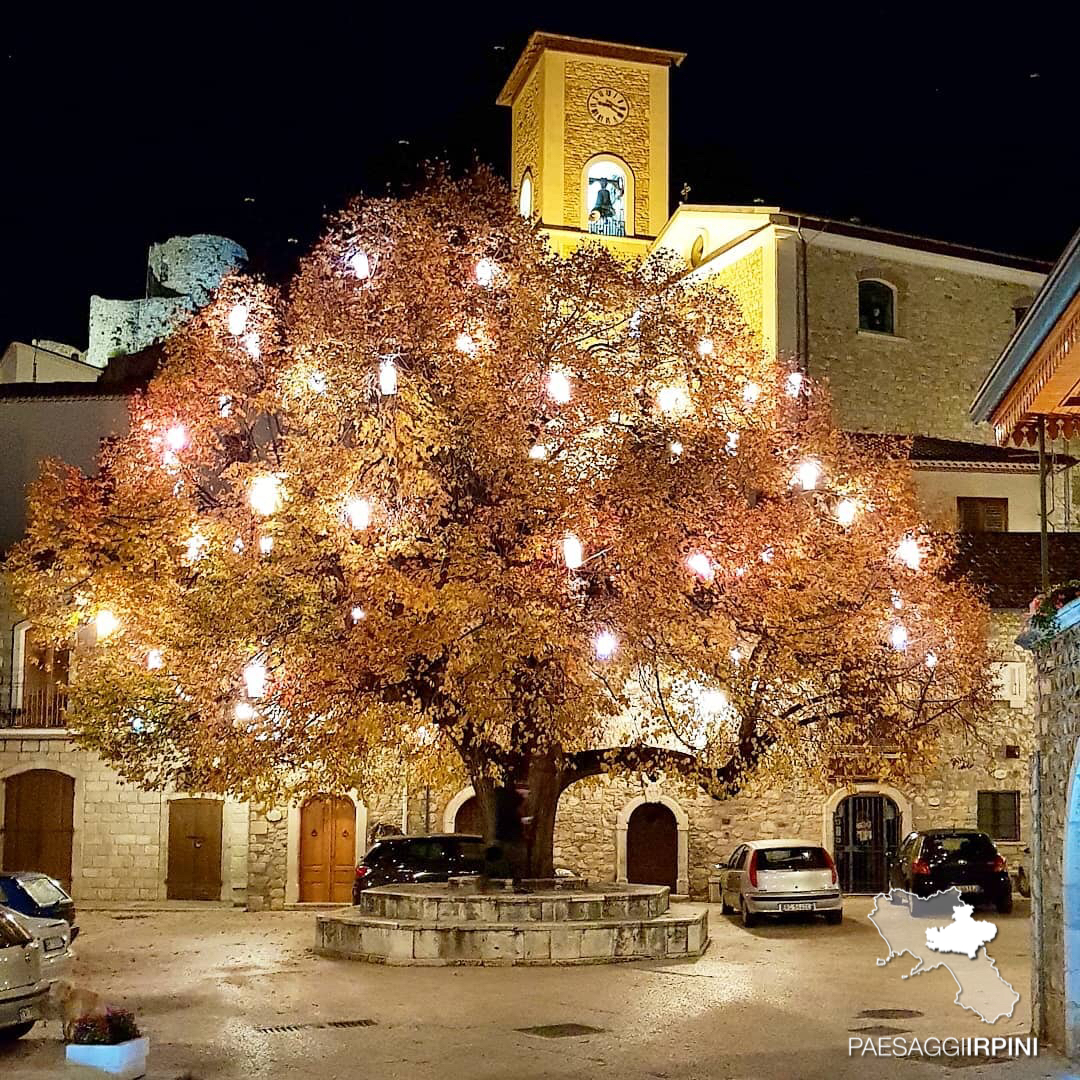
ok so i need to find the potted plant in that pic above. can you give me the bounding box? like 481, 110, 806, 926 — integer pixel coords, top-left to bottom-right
65, 1008, 148, 1079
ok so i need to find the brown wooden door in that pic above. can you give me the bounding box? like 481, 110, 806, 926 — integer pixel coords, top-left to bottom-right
167, 799, 222, 900
2, 770, 75, 892
627, 803, 678, 890
453, 795, 484, 835
300, 796, 355, 903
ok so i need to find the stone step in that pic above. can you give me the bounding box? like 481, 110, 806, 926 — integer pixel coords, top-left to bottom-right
315, 905, 709, 966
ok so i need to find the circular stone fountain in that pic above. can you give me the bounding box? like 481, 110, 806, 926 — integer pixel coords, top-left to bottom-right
315, 877, 709, 966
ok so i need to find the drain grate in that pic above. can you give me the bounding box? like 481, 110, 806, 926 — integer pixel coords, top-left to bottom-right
857, 1009, 924, 1020
518, 1023, 605, 1039
849, 1025, 910, 1037
257, 1019, 375, 1034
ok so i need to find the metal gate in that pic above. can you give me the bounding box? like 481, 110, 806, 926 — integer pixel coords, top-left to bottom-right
833, 794, 899, 894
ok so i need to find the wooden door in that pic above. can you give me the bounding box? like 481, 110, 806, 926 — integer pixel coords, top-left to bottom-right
299, 796, 355, 903
454, 795, 485, 836
626, 803, 678, 890
2, 770, 75, 892
167, 799, 222, 900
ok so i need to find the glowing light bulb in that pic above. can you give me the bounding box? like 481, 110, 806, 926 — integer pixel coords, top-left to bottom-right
234, 701, 255, 722
726, 431, 739, 455
348, 250, 371, 280
698, 688, 728, 716
925, 651, 939, 670
185, 530, 208, 563
547, 370, 571, 404
249, 475, 282, 516
793, 459, 822, 491
593, 630, 618, 660
891, 590, 904, 610
528, 443, 548, 461
350, 606, 366, 624
232, 537, 245, 553
242, 332, 260, 359
896, 535, 922, 571
686, 553, 714, 581
761, 546, 774, 564
657, 385, 690, 415
729, 646, 742, 666
743, 381, 761, 405
785, 371, 805, 398
475, 258, 497, 287
835, 498, 858, 527
345, 497, 371, 530
562, 532, 584, 570
95, 610, 119, 639
147, 649, 163, 671
227, 304, 250, 336
258, 535, 274, 556
890, 624, 909, 651
219, 395, 233, 418
455, 332, 476, 355
697, 337, 714, 357
165, 425, 188, 452
243, 660, 268, 699
379, 359, 398, 396
308, 371, 327, 393
669, 441, 684, 458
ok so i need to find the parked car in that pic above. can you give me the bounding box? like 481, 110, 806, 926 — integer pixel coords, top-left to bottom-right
0, 908, 49, 1041
889, 829, 1012, 913
353, 834, 487, 902
2, 906, 72, 983
717, 839, 843, 927
0, 873, 77, 939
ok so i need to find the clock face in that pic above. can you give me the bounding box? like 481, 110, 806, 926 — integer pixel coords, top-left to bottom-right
587, 87, 629, 127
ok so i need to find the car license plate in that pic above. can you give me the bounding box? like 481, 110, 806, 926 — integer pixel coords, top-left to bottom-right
956, 885, 981, 893
18, 1006, 35, 1022
780, 902, 815, 911
45, 936, 64, 951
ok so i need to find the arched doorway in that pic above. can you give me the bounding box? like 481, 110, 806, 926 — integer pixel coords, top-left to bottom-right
833, 793, 900, 894
626, 803, 678, 890
2, 770, 74, 891
453, 795, 485, 836
299, 796, 355, 903
167, 799, 222, 900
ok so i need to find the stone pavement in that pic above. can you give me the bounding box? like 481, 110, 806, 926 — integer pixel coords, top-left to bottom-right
0, 899, 1070, 1079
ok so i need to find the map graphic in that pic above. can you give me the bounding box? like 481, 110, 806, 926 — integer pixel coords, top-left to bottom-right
869, 887, 1019, 1024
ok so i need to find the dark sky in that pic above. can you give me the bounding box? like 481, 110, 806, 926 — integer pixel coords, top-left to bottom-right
2, 4, 1077, 351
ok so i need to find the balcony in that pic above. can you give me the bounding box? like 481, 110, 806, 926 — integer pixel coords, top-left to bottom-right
588, 216, 626, 238
1, 686, 69, 729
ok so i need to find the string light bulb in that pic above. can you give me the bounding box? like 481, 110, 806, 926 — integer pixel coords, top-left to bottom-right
785, 371, 805, 398
348, 250, 371, 280
835, 498, 859, 527
657, 385, 690, 415
95, 610, 119, 639
258, 535, 274, 555
686, 553, 714, 581
350, 606, 366, 624
593, 630, 618, 660
697, 337, 714, 357
455, 333, 476, 355
345, 497, 371, 531
562, 532, 584, 570
793, 459, 822, 491
185, 530, 208, 564
165, 425, 188, 452
896, 535, 922, 571
147, 649, 163, 671
249, 475, 282, 516
308, 371, 327, 393
890, 624, 910, 651
243, 660, 268, 699
698, 688, 728, 716
925, 651, 939, 670
242, 332, 260, 359
528, 443, 548, 461
669, 440, 684, 458
227, 303, 250, 336
475, 258, 497, 288
743, 381, 762, 405
379, 359, 398, 396
547, 370, 571, 404
234, 701, 255, 722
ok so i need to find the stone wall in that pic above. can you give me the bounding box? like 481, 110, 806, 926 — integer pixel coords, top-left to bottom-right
708, 246, 765, 344
245, 804, 288, 912
511, 66, 542, 214
805, 243, 1039, 443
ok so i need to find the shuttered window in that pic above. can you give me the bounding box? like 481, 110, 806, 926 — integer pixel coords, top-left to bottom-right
977, 791, 1020, 842
957, 497, 1008, 532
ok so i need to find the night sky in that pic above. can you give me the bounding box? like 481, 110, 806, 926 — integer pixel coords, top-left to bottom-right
2, 5, 1077, 351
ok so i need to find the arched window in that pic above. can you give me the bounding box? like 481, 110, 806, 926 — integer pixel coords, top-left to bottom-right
585, 158, 629, 237
690, 232, 707, 268
518, 171, 533, 219
858, 280, 896, 335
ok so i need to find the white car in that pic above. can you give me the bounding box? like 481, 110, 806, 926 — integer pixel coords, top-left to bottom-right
718, 839, 843, 927
2, 906, 72, 983
0, 908, 49, 1041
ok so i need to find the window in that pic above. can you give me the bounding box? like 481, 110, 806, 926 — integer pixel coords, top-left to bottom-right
977, 791, 1020, 841
858, 280, 895, 334
518, 171, 533, 219
754, 846, 830, 870
957, 497, 1008, 532
690, 233, 705, 268
585, 159, 628, 237
1004, 744, 1021, 759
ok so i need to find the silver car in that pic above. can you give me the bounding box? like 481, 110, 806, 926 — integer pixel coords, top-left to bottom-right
2, 906, 72, 984
0, 908, 49, 1041
718, 839, 843, 927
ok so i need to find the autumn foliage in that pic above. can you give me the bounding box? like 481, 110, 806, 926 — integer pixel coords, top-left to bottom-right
9, 170, 994, 876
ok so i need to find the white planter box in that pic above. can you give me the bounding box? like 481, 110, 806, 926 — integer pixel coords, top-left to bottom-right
65, 1036, 148, 1078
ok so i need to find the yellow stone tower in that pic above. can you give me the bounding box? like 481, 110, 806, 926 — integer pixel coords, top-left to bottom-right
497, 33, 685, 257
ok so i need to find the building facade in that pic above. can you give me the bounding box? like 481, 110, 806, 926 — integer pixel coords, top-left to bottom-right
0, 34, 1064, 917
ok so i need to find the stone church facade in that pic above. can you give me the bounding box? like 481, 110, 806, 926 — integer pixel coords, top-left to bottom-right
0, 32, 1058, 909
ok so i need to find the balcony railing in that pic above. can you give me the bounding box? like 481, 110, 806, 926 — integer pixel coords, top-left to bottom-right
0, 686, 69, 729
588, 216, 626, 237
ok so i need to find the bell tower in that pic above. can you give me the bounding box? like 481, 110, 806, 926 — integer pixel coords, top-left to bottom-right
497, 33, 685, 255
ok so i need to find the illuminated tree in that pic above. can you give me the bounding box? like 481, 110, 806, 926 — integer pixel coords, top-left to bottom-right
10, 170, 994, 878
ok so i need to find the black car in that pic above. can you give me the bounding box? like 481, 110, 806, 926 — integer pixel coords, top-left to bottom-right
0, 873, 78, 938
352, 834, 487, 903
889, 830, 1012, 913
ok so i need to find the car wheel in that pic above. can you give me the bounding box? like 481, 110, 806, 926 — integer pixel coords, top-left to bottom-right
825, 910, 843, 925
740, 897, 760, 929
996, 892, 1013, 915
0, 1021, 35, 1041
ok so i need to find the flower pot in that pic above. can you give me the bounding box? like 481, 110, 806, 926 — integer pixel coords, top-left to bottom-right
65, 1036, 149, 1078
